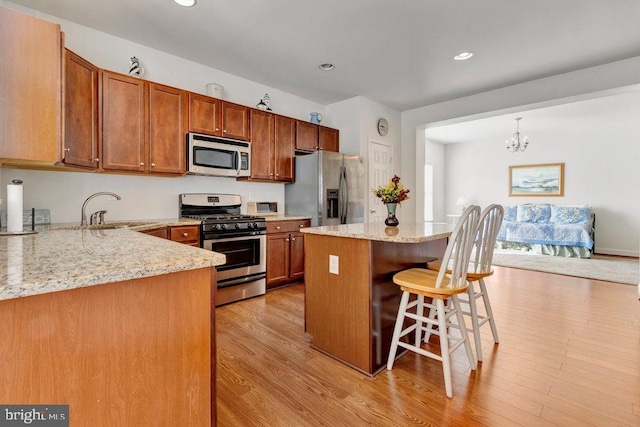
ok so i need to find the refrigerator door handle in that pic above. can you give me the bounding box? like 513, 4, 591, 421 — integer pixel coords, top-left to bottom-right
338, 166, 348, 223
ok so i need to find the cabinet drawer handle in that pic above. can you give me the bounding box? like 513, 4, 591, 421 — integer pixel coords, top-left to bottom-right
183, 232, 189, 237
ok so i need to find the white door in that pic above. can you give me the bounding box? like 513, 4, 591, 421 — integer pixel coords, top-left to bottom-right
368, 141, 393, 223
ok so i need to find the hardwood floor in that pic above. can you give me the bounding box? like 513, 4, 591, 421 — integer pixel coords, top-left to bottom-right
216, 267, 640, 426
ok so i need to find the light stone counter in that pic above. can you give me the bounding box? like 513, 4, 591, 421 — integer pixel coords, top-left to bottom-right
264, 215, 311, 222
0, 226, 225, 301
300, 221, 454, 243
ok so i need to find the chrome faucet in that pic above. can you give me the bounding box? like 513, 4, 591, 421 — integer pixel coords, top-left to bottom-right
80, 192, 121, 226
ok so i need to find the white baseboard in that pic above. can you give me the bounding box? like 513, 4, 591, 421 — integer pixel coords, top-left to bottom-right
595, 247, 640, 257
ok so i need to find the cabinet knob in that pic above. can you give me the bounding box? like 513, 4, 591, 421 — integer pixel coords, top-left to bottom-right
299, 224, 304, 228
276, 226, 281, 230
183, 232, 189, 237
93, 158, 100, 163
215, 128, 219, 132
140, 162, 145, 166
151, 163, 156, 167
223, 129, 227, 133
64, 148, 70, 152
291, 237, 296, 241
275, 173, 279, 177
285, 238, 290, 242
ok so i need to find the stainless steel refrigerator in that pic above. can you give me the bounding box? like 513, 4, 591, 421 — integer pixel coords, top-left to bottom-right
285, 151, 365, 226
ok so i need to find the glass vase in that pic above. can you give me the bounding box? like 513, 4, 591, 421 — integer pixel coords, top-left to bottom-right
384, 203, 399, 227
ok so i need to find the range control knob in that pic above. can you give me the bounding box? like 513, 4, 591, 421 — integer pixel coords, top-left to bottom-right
213, 224, 221, 231
253, 222, 260, 229
235, 223, 241, 229
220, 224, 228, 230
247, 223, 254, 229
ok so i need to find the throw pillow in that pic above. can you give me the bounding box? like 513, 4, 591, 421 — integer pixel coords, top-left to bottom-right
503, 205, 517, 222
550, 205, 591, 224
517, 204, 551, 223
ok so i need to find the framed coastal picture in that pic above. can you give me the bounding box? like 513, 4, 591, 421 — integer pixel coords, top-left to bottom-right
509, 163, 564, 197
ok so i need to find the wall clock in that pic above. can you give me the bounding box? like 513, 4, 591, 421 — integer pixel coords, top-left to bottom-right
377, 118, 389, 136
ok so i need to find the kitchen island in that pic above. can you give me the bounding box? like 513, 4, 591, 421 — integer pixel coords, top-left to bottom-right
0, 227, 224, 426
302, 221, 454, 375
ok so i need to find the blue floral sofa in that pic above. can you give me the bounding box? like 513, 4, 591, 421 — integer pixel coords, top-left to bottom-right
497, 204, 595, 258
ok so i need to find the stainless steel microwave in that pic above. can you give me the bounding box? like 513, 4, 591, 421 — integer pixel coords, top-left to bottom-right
187, 132, 251, 177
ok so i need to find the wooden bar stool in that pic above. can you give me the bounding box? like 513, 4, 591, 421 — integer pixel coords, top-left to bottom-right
427, 204, 504, 362
386, 205, 480, 398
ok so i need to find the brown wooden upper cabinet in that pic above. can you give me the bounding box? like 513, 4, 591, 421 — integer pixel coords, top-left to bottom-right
319, 126, 339, 152
274, 115, 295, 182
188, 93, 250, 141
295, 121, 319, 153
295, 121, 339, 153
0, 7, 61, 163
245, 111, 294, 182
147, 83, 186, 174
100, 70, 186, 175
100, 71, 146, 172
63, 49, 99, 169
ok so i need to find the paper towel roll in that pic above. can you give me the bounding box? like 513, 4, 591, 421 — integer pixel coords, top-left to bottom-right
7, 180, 23, 233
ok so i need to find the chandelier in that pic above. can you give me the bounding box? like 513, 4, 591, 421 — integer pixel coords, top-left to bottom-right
505, 117, 529, 152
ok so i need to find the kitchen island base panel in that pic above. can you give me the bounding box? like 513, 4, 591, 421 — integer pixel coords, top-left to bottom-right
0, 267, 214, 426
305, 233, 447, 375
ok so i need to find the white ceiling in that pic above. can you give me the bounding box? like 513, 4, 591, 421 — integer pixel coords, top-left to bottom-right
8, 0, 640, 112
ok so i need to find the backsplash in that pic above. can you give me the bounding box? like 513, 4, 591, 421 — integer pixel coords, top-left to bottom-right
0, 169, 285, 224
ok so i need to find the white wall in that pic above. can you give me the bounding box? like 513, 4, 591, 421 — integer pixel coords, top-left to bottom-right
0, 169, 286, 223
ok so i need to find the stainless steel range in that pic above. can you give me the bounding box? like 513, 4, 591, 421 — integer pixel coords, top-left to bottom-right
179, 193, 267, 306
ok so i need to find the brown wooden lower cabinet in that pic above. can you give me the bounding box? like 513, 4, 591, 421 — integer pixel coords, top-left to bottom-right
169, 224, 200, 246
266, 219, 310, 289
0, 268, 215, 426
304, 233, 448, 376
140, 226, 168, 239
141, 225, 200, 246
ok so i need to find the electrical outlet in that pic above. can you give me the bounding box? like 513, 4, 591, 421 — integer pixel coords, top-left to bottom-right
329, 255, 339, 275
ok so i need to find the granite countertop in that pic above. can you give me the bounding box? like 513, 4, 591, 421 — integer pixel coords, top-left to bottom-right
264, 215, 311, 222
300, 221, 454, 243
0, 219, 225, 301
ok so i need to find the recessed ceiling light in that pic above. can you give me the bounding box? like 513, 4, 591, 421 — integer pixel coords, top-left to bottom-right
454, 52, 474, 61
174, 0, 196, 7
319, 63, 335, 71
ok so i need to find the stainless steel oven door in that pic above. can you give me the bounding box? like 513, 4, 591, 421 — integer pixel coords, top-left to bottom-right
203, 234, 266, 287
